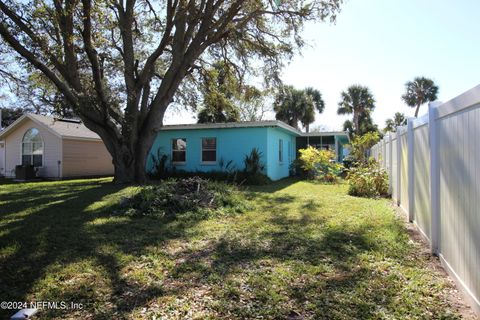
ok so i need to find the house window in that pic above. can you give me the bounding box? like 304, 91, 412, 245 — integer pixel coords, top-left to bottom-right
288, 141, 292, 163
22, 128, 43, 167
172, 138, 186, 163
279, 139, 283, 162
202, 138, 216, 163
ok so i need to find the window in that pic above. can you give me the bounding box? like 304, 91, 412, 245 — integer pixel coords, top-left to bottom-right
22, 128, 43, 167
288, 141, 292, 163
279, 139, 283, 162
172, 138, 186, 163
202, 138, 216, 163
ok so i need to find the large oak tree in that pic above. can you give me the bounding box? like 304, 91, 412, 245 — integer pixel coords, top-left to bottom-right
0, 0, 341, 183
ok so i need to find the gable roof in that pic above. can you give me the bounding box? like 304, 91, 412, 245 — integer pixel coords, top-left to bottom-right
0, 113, 101, 141
160, 120, 303, 136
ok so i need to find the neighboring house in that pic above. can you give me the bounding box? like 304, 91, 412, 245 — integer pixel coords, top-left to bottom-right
296, 132, 350, 162
147, 121, 349, 181
0, 113, 114, 179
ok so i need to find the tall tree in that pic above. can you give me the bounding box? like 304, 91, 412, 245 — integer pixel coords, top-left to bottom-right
384, 112, 406, 132
342, 113, 378, 137
238, 86, 269, 122
0, 107, 24, 128
0, 0, 342, 183
337, 85, 375, 136
273, 85, 325, 131
401, 77, 439, 117
197, 62, 241, 123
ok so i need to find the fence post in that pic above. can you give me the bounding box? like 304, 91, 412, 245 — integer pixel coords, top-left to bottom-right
396, 129, 401, 206
388, 133, 393, 194
407, 118, 415, 222
382, 137, 387, 169
429, 102, 440, 255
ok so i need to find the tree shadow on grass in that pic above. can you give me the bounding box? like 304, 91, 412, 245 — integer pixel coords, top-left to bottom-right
0, 180, 208, 319
245, 177, 301, 194
163, 211, 404, 319
0, 179, 452, 319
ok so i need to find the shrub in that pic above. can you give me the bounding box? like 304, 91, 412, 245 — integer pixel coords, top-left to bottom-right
244, 148, 265, 175
296, 146, 343, 182
241, 148, 271, 185
148, 150, 170, 179
347, 159, 389, 198
121, 177, 248, 218
147, 149, 270, 186
348, 131, 381, 163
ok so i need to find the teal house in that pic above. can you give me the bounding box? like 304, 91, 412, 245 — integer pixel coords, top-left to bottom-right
147, 121, 349, 181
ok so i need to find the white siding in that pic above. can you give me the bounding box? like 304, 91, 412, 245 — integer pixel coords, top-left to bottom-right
62, 139, 114, 177
3, 119, 62, 178
0, 141, 5, 176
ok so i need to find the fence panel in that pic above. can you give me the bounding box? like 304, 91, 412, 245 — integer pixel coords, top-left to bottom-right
369, 84, 480, 314
412, 123, 431, 240
391, 136, 398, 202
385, 140, 390, 173
399, 130, 409, 213
438, 101, 480, 309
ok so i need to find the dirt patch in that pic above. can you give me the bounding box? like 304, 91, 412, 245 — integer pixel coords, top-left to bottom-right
393, 204, 478, 319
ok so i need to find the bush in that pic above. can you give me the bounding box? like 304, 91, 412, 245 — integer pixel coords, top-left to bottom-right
347, 159, 389, 198
348, 131, 381, 163
295, 146, 343, 182
244, 148, 265, 174
149, 150, 170, 179
242, 148, 271, 185
121, 177, 248, 218
147, 149, 271, 186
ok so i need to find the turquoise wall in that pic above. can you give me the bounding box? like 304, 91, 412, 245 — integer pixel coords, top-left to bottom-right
147, 126, 297, 180
266, 127, 297, 181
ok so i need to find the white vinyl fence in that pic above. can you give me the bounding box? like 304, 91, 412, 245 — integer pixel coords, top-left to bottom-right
371, 84, 480, 314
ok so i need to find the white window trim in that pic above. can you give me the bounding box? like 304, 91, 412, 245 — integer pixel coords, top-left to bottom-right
20, 127, 44, 168
171, 138, 187, 165
201, 137, 217, 164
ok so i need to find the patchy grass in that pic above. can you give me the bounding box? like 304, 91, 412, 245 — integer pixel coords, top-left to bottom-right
0, 178, 468, 319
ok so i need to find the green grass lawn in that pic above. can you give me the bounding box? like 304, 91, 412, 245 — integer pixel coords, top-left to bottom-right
0, 178, 466, 319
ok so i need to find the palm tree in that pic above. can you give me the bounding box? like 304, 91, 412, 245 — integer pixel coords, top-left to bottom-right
301, 87, 325, 132
401, 77, 439, 117
273, 85, 325, 132
384, 112, 406, 132
337, 85, 376, 136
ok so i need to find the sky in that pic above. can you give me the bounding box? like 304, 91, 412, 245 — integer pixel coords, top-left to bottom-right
165, 0, 480, 131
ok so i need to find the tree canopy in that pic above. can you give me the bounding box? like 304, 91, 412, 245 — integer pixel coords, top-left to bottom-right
337, 85, 376, 136
0, 0, 342, 182
384, 112, 406, 132
273, 85, 325, 132
196, 62, 241, 123
401, 77, 439, 117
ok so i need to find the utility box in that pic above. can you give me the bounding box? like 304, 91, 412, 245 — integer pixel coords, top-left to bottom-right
15, 165, 36, 180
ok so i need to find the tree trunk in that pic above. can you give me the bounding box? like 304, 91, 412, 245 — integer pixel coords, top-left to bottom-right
353, 111, 359, 136
109, 130, 158, 184
414, 104, 420, 117
112, 154, 136, 184
132, 128, 159, 184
